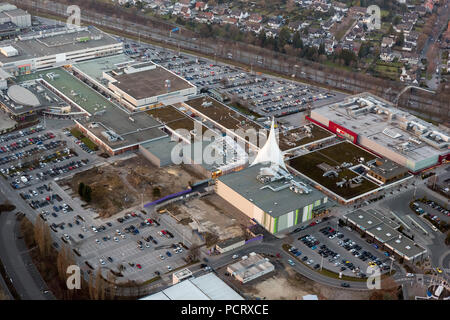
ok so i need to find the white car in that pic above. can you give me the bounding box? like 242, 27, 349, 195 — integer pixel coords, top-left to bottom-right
120, 234, 126, 239
159, 254, 165, 260
145, 243, 150, 248
95, 239, 100, 244
307, 259, 314, 265
116, 229, 121, 235
167, 266, 172, 271
232, 254, 239, 259
113, 237, 119, 242
99, 259, 105, 265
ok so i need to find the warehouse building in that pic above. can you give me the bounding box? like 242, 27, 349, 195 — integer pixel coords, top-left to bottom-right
216, 162, 329, 235
227, 252, 275, 283
140, 272, 243, 300
0, 25, 122, 75
308, 93, 449, 173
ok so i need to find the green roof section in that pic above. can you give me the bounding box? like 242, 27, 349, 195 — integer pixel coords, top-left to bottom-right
15, 67, 121, 115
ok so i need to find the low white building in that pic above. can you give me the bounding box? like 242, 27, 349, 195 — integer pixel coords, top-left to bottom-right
227, 252, 275, 283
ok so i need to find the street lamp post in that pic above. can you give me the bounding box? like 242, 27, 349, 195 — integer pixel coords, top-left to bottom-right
390, 256, 395, 275
320, 254, 324, 271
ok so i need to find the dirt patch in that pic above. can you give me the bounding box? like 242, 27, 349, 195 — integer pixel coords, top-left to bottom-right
238, 263, 398, 300
61, 154, 202, 217
164, 194, 250, 244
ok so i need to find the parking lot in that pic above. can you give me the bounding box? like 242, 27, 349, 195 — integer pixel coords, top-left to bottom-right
78, 215, 188, 282
122, 40, 346, 118
0, 122, 191, 285
289, 217, 394, 278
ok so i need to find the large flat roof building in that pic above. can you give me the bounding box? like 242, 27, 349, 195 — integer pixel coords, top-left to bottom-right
309, 93, 449, 173
104, 61, 196, 111
0, 25, 122, 74
140, 272, 244, 300
345, 209, 427, 262
227, 252, 275, 283
216, 162, 329, 235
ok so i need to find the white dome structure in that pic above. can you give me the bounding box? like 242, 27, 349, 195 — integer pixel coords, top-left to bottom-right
7, 85, 41, 107
251, 118, 286, 169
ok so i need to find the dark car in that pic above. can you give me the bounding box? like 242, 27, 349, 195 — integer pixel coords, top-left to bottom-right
78, 234, 84, 239
341, 283, 350, 288
107, 257, 113, 262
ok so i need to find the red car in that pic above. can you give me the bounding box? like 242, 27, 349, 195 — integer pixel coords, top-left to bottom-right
136, 264, 142, 269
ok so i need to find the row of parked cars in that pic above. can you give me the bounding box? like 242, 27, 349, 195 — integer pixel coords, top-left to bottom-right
0, 126, 45, 144
6, 149, 76, 183
0, 140, 63, 167
0, 132, 55, 153
416, 199, 450, 217
37, 159, 88, 180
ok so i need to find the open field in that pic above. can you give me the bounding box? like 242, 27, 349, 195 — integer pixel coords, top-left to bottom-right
60, 154, 203, 217
290, 142, 378, 199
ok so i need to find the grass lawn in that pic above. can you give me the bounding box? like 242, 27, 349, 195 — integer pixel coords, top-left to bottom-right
70, 128, 99, 151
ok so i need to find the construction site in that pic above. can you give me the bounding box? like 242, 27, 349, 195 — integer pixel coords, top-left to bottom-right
60, 154, 204, 217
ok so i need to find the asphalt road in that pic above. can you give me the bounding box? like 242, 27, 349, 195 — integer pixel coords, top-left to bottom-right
0, 195, 53, 300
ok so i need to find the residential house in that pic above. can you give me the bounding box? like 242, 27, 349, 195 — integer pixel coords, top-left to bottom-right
400, 52, 419, 65
248, 13, 263, 24
180, 6, 191, 19
196, 11, 213, 23
223, 17, 238, 25
415, 5, 427, 16
267, 16, 284, 30
333, 1, 348, 13
244, 21, 262, 34
195, 1, 207, 11
424, 0, 434, 13
322, 19, 335, 31
179, 0, 191, 7
393, 22, 413, 35
381, 37, 395, 48
288, 20, 302, 32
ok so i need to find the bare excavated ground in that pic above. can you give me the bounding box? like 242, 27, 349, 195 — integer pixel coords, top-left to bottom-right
62, 154, 203, 217
165, 194, 251, 246
233, 261, 399, 300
